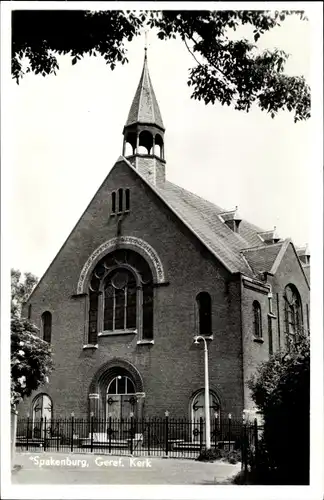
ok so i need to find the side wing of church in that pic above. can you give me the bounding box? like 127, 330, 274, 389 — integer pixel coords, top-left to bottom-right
20, 50, 310, 424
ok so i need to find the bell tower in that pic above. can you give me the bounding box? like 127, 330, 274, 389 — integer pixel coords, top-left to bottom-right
122, 48, 166, 186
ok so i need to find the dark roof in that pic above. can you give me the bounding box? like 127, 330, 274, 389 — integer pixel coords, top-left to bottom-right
125, 52, 164, 130
241, 243, 284, 275
120, 156, 306, 281
154, 180, 267, 277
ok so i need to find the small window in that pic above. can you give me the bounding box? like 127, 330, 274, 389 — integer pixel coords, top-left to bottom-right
118, 188, 123, 213
125, 189, 130, 211
41, 311, 52, 343
196, 292, 212, 335
253, 301, 262, 338
28, 304, 32, 320
111, 192, 116, 214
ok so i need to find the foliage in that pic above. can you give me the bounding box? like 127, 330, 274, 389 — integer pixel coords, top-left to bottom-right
248, 335, 310, 484
11, 269, 54, 409
196, 446, 241, 464
11, 316, 54, 408
12, 10, 143, 81
11, 268, 38, 318
12, 9, 310, 122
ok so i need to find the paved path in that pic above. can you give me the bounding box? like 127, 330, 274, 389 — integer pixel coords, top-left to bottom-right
12, 451, 241, 485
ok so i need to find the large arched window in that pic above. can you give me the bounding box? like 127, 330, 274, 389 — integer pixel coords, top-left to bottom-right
41, 311, 52, 343
284, 284, 303, 341
253, 301, 262, 338
196, 292, 212, 335
87, 249, 153, 344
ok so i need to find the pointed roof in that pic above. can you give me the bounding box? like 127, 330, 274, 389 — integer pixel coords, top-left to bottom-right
125, 50, 164, 130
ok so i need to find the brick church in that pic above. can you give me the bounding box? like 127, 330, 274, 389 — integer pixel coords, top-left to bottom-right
20, 50, 310, 425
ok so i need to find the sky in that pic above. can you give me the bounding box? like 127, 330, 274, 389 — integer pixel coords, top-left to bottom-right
7, 7, 314, 279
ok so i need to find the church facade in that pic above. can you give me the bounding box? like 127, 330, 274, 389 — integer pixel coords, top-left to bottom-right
20, 51, 310, 424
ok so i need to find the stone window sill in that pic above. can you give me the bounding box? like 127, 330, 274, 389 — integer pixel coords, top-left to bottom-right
137, 339, 154, 345
83, 344, 98, 350
98, 329, 137, 337
253, 337, 264, 344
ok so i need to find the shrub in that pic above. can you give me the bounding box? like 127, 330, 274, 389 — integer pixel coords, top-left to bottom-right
196, 447, 241, 464
248, 335, 310, 484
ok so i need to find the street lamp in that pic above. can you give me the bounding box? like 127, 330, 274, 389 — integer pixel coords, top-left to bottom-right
193, 334, 213, 449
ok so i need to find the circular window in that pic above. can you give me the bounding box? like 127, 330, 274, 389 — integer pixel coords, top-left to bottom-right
111, 271, 129, 289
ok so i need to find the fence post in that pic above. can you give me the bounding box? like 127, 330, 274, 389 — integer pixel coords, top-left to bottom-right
147, 418, 151, 456
57, 420, 60, 452
90, 413, 94, 453
108, 415, 112, 453
26, 415, 30, 452
254, 418, 258, 471
40, 417, 44, 451
71, 413, 74, 453
228, 413, 232, 451
199, 417, 203, 451
130, 413, 134, 455
214, 413, 218, 450
44, 417, 47, 451
165, 411, 169, 456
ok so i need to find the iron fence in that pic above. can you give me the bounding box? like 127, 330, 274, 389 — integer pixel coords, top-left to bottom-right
16, 415, 259, 460
16, 416, 260, 458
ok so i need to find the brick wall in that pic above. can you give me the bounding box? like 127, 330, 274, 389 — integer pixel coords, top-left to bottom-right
19, 160, 244, 419
241, 242, 310, 410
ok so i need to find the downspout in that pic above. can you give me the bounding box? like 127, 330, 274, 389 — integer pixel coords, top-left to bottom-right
240, 275, 274, 413
239, 274, 246, 414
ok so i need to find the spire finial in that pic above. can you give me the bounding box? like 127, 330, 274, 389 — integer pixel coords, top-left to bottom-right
144, 30, 148, 59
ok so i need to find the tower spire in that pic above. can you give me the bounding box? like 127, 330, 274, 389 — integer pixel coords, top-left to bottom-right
122, 45, 166, 186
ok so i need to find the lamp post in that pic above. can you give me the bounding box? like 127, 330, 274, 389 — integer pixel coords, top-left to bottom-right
193, 334, 213, 449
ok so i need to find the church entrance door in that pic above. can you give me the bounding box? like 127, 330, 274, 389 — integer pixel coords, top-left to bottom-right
190, 391, 220, 443
106, 375, 137, 440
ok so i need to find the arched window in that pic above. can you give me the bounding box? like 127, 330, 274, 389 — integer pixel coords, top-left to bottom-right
107, 375, 136, 395
284, 284, 303, 341
196, 292, 212, 335
87, 249, 154, 343
104, 269, 137, 331
41, 311, 52, 343
111, 192, 116, 214
253, 301, 262, 338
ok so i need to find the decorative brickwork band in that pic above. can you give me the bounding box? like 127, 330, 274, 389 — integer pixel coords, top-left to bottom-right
76, 236, 166, 294
88, 393, 100, 399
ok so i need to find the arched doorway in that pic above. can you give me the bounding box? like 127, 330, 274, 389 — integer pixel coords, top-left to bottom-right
106, 374, 137, 420
190, 390, 220, 442
31, 393, 53, 439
